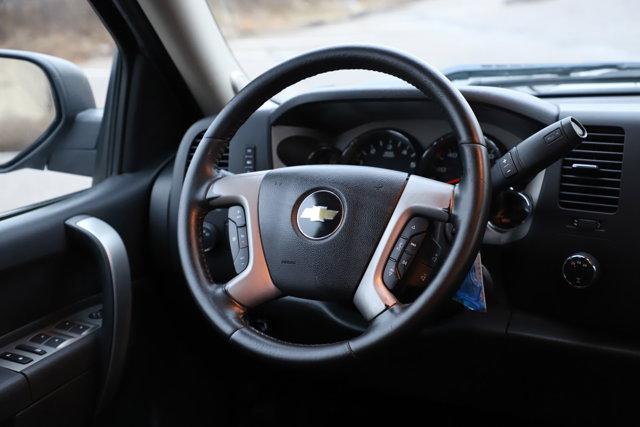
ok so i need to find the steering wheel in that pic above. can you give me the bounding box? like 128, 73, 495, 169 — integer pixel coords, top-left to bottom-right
178, 46, 490, 363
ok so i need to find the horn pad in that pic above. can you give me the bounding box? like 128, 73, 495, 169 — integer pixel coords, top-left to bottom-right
258, 165, 406, 301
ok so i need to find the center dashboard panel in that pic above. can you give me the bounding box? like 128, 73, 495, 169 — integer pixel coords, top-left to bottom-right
156, 86, 640, 359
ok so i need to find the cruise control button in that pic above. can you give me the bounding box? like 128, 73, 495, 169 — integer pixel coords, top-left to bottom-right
405, 233, 426, 255
30, 333, 50, 344
234, 247, 249, 273
401, 217, 429, 238
237, 226, 248, 248
16, 344, 46, 356
44, 336, 67, 349
228, 206, 246, 227
228, 220, 239, 259
499, 153, 517, 178
383, 259, 399, 290
398, 252, 414, 277
544, 128, 562, 143
390, 237, 407, 261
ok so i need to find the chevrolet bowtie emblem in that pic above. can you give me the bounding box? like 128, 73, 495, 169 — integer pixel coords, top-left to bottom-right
300, 206, 339, 222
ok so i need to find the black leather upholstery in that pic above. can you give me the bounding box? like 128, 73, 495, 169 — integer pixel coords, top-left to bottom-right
177, 45, 490, 363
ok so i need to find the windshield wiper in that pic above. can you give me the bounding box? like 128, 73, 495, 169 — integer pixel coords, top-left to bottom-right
444, 63, 640, 88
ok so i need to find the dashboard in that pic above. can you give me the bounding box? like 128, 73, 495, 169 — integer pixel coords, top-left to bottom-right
270, 92, 545, 236
152, 85, 640, 364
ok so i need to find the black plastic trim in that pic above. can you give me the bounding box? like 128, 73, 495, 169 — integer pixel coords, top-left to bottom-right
271, 86, 558, 126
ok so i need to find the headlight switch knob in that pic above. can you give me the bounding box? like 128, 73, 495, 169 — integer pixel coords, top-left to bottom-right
562, 252, 599, 289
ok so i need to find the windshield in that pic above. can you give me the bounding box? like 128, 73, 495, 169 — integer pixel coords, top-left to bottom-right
207, 0, 640, 98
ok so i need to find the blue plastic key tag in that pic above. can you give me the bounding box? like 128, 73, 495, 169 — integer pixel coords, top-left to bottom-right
453, 253, 487, 312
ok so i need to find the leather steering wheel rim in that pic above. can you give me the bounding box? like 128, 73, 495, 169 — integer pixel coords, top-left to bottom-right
178, 45, 491, 364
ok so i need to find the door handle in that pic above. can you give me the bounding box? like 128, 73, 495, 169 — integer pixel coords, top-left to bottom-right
65, 215, 131, 415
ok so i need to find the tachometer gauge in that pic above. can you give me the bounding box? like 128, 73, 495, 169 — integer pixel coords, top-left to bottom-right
344, 129, 420, 173
423, 134, 503, 184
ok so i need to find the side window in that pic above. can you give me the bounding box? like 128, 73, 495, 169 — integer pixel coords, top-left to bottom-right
0, 0, 116, 215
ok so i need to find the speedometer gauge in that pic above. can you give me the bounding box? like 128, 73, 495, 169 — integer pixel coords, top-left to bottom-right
344, 129, 420, 173
423, 134, 503, 184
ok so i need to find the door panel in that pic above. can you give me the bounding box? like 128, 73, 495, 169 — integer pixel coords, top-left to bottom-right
0, 170, 157, 424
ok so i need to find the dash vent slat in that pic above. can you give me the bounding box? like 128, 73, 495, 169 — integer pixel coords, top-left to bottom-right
185, 131, 230, 174
558, 126, 624, 214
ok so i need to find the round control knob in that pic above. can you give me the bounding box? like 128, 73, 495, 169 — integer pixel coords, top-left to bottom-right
562, 252, 599, 289
489, 190, 532, 231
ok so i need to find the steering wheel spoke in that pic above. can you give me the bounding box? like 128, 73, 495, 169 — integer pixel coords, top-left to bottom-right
206, 171, 281, 307
354, 175, 455, 321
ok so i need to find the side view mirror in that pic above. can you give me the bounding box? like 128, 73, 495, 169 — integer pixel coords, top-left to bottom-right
0, 50, 101, 175
0, 57, 56, 164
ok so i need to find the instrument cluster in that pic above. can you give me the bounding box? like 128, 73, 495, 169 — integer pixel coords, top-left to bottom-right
277, 128, 504, 184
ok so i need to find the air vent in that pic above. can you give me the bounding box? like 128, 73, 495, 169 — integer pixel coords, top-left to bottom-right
558, 126, 624, 214
185, 131, 229, 173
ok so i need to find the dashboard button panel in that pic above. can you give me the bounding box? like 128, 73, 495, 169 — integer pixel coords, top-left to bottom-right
244, 146, 256, 172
